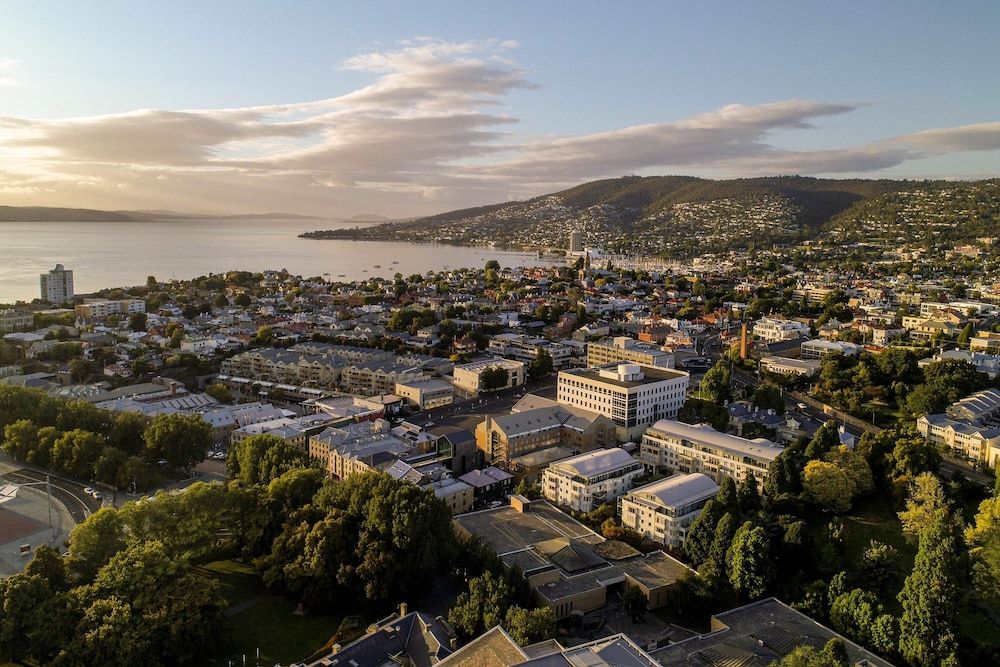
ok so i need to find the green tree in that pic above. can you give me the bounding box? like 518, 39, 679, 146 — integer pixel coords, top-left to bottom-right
802, 460, 854, 513
504, 605, 556, 645
752, 383, 785, 414
861, 540, 899, 592
66, 508, 128, 582
51, 428, 104, 478
204, 382, 233, 403
448, 570, 514, 640
898, 511, 964, 666
528, 347, 554, 380
228, 434, 309, 486
700, 361, 732, 403
2, 418, 38, 460
143, 413, 212, 468
775, 639, 851, 667
128, 311, 148, 332
829, 588, 883, 646
684, 498, 725, 565
727, 521, 770, 598
898, 472, 947, 538
620, 584, 648, 618
108, 411, 149, 456
235, 292, 252, 307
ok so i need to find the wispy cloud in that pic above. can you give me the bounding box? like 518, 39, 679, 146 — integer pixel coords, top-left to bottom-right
0, 58, 22, 86
0, 40, 997, 216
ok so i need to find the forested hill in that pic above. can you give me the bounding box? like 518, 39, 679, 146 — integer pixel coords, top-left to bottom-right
302, 175, 1000, 256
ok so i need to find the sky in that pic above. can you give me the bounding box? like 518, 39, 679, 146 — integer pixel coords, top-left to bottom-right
1, 1, 999, 218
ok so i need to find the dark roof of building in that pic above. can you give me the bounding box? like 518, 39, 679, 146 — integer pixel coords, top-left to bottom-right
649, 598, 894, 666
309, 610, 455, 667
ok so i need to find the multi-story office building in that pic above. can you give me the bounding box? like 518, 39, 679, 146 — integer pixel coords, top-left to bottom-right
639, 419, 784, 484
586, 337, 675, 369
751, 317, 809, 343
40, 264, 74, 304
557, 363, 689, 442
541, 447, 645, 512
568, 230, 584, 253
619, 473, 720, 548
452, 358, 526, 395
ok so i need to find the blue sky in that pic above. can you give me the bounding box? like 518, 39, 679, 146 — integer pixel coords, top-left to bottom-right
1, 1, 998, 216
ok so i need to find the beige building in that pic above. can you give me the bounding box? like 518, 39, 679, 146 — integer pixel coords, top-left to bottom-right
586, 337, 675, 369
475, 404, 615, 467
971, 331, 1000, 354
619, 473, 719, 548
0, 310, 34, 334
74, 298, 145, 320
557, 363, 689, 442
541, 447, 644, 512
452, 358, 526, 395
760, 356, 821, 377
341, 361, 423, 396
309, 419, 412, 479
639, 419, 784, 484
916, 414, 1000, 466
394, 378, 454, 410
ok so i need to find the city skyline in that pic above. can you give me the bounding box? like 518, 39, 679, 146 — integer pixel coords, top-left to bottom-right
1, 1, 999, 217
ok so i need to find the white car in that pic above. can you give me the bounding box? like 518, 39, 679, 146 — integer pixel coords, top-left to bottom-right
796, 402, 808, 410
92, 491, 103, 500
83, 487, 95, 495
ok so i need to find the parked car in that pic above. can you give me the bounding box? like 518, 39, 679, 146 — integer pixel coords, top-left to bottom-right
92, 491, 103, 500
796, 402, 808, 410
83, 487, 95, 495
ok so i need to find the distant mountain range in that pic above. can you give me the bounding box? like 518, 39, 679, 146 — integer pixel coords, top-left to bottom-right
301, 175, 1000, 257
0, 206, 328, 222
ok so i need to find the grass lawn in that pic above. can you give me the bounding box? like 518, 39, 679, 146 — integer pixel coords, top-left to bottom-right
200, 560, 365, 666
958, 606, 1000, 647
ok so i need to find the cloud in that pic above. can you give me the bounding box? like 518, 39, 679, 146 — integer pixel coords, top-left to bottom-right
0, 58, 21, 86
0, 40, 998, 216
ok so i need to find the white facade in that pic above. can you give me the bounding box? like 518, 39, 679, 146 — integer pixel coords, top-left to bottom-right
557, 363, 689, 442
619, 473, 719, 548
752, 317, 809, 343
760, 356, 821, 376
800, 339, 862, 360
917, 413, 1000, 466
541, 447, 645, 512
40, 264, 74, 304
639, 419, 783, 484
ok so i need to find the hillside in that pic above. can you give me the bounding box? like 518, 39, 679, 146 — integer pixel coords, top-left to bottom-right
302, 175, 1000, 256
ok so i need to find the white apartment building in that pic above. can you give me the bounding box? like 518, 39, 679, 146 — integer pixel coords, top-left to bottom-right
752, 317, 810, 343
586, 337, 675, 369
541, 447, 645, 512
619, 473, 720, 548
557, 363, 689, 442
40, 264, 74, 304
799, 339, 862, 360
452, 358, 526, 395
639, 419, 784, 484
74, 298, 146, 319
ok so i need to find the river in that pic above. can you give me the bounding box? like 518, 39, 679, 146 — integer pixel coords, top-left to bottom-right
0, 219, 561, 303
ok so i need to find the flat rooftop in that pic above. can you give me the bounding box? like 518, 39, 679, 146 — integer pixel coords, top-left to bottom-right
650, 597, 893, 666
560, 364, 688, 389
645, 420, 784, 463
455, 500, 602, 558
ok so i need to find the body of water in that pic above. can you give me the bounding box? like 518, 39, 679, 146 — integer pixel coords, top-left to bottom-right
0, 219, 561, 303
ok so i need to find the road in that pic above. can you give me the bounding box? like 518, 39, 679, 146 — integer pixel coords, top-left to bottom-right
0, 467, 101, 523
